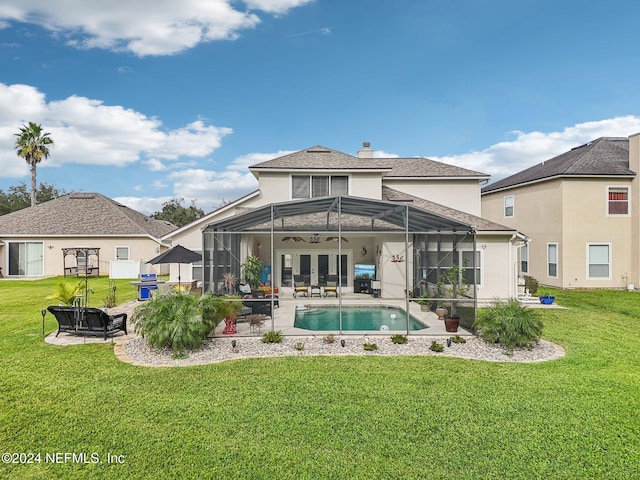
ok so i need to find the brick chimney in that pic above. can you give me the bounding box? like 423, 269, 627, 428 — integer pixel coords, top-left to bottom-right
357, 141, 374, 158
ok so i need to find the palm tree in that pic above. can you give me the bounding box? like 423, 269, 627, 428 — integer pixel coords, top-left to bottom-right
14, 122, 54, 207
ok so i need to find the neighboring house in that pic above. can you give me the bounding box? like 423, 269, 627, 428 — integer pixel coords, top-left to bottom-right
0, 193, 176, 278
163, 143, 526, 301
481, 133, 640, 290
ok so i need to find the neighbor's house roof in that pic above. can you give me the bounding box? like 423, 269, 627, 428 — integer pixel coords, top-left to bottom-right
482, 137, 634, 194
250, 145, 489, 179
0, 193, 177, 238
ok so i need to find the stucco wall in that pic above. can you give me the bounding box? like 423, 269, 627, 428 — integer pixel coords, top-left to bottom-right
1, 236, 163, 277
384, 179, 482, 215
482, 177, 634, 289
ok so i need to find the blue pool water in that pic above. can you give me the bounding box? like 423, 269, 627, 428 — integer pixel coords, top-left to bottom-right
294, 306, 427, 331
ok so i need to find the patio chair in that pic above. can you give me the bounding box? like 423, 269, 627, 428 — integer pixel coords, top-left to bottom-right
47, 305, 80, 336
323, 274, 339, 298
81, 307, 128, 340
293, 275, 309, 298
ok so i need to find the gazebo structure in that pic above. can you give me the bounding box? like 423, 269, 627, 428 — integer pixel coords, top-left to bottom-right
203, 196, 478, 335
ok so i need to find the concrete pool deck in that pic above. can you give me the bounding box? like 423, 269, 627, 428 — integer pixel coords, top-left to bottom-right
212, 293, 473, 338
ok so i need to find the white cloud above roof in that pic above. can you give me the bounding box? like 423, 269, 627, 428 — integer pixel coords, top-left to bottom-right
431, 116, 640, 180
0, 83, 231, 177
0, 0, 313, 56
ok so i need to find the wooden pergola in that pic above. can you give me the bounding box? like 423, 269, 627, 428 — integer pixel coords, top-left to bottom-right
62, 247, 100, 277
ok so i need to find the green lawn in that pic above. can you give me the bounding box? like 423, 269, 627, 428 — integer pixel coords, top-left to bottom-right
1, 278, 639, 479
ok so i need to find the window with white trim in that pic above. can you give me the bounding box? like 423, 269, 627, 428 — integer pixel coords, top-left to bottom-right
548, 243, 558, 277
8, 241, 43, 276
521, 244, 529, 274
608, 187, 629, 215
588, 244, 610, 279
292, 175, 349, 199
504, 195, 514, 217
115, 246, 130, 261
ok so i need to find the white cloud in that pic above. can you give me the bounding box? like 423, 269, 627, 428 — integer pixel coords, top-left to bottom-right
0, 0, 314, 56
113, 196, 173, 215
0, 83, 232, 177
227, 150, 295, 171
431, 116, 640, 179
373, 150, 398, 159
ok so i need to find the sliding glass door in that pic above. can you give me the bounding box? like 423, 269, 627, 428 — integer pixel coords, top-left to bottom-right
8, 241, 43, 276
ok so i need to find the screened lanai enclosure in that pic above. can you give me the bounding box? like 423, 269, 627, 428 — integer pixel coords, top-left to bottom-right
202, 196, 477, 336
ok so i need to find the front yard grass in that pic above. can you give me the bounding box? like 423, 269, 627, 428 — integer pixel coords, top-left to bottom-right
1, 279, 639, 479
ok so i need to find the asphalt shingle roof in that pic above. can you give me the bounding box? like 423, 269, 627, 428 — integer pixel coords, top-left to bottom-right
0, 193, 177, 237
482, 137, 633, 193
251, 145, 488, 178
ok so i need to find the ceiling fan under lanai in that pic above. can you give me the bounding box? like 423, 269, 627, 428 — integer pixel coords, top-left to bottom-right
282, 237, 307, 242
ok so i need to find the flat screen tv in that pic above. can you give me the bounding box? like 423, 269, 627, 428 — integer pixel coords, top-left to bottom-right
354, 264, 375, 279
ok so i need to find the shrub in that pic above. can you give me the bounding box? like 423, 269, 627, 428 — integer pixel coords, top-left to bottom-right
474, 298, 543, 350
363, 342, 378, 351
323, 334, 335, 344
524, 275, 539, 296
295, 342, 305, 351
391, 334, 408, 344
450, 335, 466, 344
46, 281, 86, 306
133, 293, 208, 352
261, 330, 282, 343
429, 341, 444, 352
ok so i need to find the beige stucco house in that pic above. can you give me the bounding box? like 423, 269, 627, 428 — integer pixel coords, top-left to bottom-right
481, 133, 640, 290
163, 143, 526, 302
0, 193, 176, 278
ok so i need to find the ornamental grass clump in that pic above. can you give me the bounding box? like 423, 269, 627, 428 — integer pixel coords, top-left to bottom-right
133, 293, 227, 352
474, 298, 543, 350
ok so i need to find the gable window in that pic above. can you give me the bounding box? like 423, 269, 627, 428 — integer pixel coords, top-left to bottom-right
547, 243, 558, 278
292, 175, 348, 199
115, 246, 130, 261
520, 244, 529, 274
504, 195, 514, 217
608, 187, 629, 215
588, 244, 610, 279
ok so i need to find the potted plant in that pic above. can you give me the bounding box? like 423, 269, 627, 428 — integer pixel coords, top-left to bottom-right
539, 291, 555, 305
241, 255, 263, 290
222, 272, 237, 295
217, 296, 243, 335
416, 293, 432, 312
438, 263, 469, 332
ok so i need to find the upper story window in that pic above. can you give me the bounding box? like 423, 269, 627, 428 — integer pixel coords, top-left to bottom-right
608, 187, 629, 215
504, 195, 514, 217
292, 175, 348, 199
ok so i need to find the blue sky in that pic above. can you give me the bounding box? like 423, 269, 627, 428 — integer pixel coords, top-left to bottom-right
1, 0, 640, 214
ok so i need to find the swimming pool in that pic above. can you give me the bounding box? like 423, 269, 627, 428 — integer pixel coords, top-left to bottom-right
294, 306, 427, 331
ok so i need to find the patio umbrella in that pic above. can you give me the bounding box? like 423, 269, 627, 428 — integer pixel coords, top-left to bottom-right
146, 244, 201, 289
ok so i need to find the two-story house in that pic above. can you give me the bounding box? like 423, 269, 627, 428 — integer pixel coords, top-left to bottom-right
481, 133, 640, 290
164, 143, 526, 302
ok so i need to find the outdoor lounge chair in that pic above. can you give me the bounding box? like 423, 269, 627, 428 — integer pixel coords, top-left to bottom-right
82, 308, 128, 340
323, 274, 339, 297
47, 305, 80, 336
293, 275, 309, 298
